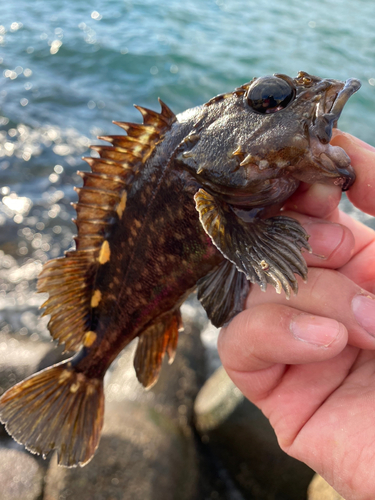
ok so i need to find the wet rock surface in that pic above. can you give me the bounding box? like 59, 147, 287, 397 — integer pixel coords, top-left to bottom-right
0, 307, 319, 499
45, 315, 204, 500
195, 365, 244, 433
0, 448, 44, 500
194, 366, 314, 500
45, 401, 198, 500
0, 331, 51, 396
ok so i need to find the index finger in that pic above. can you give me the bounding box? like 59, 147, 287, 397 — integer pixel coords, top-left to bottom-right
331, 130, 375, 217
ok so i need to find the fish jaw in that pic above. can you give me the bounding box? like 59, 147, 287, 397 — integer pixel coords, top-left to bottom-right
290, 75, 361, 190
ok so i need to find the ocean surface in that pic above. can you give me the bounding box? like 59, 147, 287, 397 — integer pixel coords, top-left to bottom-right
0, 0, 374, 339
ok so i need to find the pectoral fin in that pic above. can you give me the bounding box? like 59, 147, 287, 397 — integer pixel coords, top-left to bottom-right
197, 259, 249, 327
194, 188, 311, 299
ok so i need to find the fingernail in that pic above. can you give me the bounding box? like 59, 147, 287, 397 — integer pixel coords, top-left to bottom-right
352, 294, 375, 336
307, 222, 344, 259
290, 314, 340, 346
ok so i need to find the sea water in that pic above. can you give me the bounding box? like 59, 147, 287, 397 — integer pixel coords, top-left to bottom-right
0, 0, 374, 336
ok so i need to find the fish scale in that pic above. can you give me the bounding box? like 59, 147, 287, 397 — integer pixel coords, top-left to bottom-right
0, 72, 361, 467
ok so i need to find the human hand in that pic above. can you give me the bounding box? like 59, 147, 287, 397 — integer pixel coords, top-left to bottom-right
218, 132, 375, 500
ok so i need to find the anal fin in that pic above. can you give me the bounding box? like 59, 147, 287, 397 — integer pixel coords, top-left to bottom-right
134, 311, 182, 389
197, 260, 250, 327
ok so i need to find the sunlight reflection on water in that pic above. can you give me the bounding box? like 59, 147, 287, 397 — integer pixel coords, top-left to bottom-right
0, 0, 374, 349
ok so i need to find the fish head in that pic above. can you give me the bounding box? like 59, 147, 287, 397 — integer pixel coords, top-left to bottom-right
177, 72, 361, 207
272, 71, 361, 190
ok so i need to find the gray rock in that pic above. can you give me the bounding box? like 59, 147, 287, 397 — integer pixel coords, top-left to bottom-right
0, 331, 51, 396
44, 318, 206, 500
0, 331, 52, 440
45, 400, 198, 500
0, 448, 44, 500
106, 313, 207, 428
194, 366, 314, 499
307, 474, 345, 500
195, 365, 244, 432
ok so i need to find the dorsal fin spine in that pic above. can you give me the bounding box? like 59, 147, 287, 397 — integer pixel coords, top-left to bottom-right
72, 202, 117, 214
97, 137, 153, 160
134, 104, 169, 126
74, 186, 122, 199
78, 171, 127, 186
83, 157, 129, 173
112, 122, 159, 142
90, 145, 143, 162
98, 135, 148, 146
158, 98, 176, 122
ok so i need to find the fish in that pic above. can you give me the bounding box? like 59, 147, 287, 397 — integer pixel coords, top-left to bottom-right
0, 71, 361, 467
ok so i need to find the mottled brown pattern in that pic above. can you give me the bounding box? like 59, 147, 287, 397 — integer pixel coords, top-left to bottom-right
0, 72, 361, 467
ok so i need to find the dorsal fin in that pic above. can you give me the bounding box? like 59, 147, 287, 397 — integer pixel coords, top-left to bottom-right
112, 122, 160, 142
38, 99, 177, 352
134, 97, 176, 127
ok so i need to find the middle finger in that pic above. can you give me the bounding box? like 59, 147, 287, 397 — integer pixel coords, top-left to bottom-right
247, 267, 375, 351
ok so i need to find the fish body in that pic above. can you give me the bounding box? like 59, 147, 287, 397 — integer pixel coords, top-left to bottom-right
70, 113, 225, 382
0, 72, 361, 467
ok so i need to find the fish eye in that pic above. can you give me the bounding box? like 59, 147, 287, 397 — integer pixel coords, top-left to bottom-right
246, 76, 295, 114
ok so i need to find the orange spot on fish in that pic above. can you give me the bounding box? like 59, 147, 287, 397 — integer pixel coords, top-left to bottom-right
91, 290, 102, 308
58, 370, 72, 384
70, 382, 80, 393
116, 191, 127, 218
98, 240, 111, 264
84, 331, 97, 347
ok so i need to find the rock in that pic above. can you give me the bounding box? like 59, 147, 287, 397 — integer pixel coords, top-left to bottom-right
194, 365, 244, 432
44, 318, 207, 500
0, 331, 51, 396
106, 313, 207, 428
194, 366, 314, 499
307, 474, 345, 500
0, 448, 44, 500
0, 331, 52, 439
45, 400, 198, 500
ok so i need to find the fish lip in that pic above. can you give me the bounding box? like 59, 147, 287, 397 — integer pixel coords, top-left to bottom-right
339, 167, 356, 191
307, 138, 357, 190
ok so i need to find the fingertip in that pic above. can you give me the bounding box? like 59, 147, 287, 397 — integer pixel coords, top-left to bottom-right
290, 314, 347, 349
217, 305, 349, 406
272, 212, 355, 269
217, 304, 348, 374
331, 129, 375, 153
284, 183, 342, 218
302, 219, 355, 267
331, 132, 375, 216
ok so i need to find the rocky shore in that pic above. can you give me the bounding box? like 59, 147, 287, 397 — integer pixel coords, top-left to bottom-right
0, 301, 342, 500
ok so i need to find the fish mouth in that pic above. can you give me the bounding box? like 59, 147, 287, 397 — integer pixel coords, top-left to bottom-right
312, 77, 361, 144
307, 77, 361, 190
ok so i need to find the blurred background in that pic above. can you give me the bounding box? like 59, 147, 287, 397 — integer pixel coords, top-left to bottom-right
0, 0, 375, 349
0, 1, 374, 499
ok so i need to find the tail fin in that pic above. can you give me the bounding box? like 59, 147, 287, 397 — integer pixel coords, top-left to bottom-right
0, 359, 104, 467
